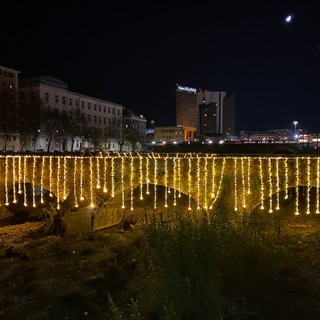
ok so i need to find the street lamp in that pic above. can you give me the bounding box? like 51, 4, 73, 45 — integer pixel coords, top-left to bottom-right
293, 121, 298, 140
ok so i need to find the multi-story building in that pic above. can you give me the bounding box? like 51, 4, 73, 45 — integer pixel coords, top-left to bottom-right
123, 109, 147, 151
154, 125, 184, 143
176, 84, 236, 140
0, 65, 20, 151
19, 76, 124, 152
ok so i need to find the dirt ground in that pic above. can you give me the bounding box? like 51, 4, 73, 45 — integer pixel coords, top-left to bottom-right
0, 214, 320, 320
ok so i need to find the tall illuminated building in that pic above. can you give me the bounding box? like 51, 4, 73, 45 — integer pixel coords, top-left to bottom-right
176, 84, 235, 140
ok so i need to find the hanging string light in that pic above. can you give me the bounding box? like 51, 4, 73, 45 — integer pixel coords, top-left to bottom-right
188, 156, 192, 210
63, 157, 67, 200
164, 155, 168, 208
306, 157, 310, 214
154, 156, 157, 210
209, 158, 226, 209
74, 157, 78, 208
57, 156, 61, 209
40, 157, 45, 204
275, 158, 280, 210
259, 157, 264, 210
317, 157, 320, 214
23, 156, 27, 207
18, 155, 22, 195
80, 157, 84, 201
284, 157, 289, 199
139, 153, 143, 200
204, 155, 208, 210
49, 156, 53, 197
234, 157, 238, 211
111, 156, 115, 198
196, 155, 200, 210
211, 156, 216, 198
103, 155, 107, 193
121, 156, 125, 209
130, 155, 134, 210
146, 155, 150, 195
89, 157, 94, 207
5, 156, 9, 206
241, 157, 246, 209
12, 156, 17, 204
295, 157, 299, 215
178, 155, 181, 198
96, 156, 101, 189
247, 157, 251, 195
32, 156, 36, 208
268, 158, 273, 213
173, 157, 177, 206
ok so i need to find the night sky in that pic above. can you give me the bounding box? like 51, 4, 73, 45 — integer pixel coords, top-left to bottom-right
1, 1, 320, 132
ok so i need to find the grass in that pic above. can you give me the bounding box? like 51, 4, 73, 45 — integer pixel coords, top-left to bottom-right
1, 205, 320, 319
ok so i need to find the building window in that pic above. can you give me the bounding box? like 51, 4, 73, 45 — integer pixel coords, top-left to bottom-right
81, 101, 85, 108
88, 102, 91, 110
104, 106, 106, 113
62, 97, 66, 104
55, 95, 59, 103
45, 92, 49, 102
69, 98, 72, 106
94, 105, 97, 111
99, 105, 101, 112
76, 100, 79, 107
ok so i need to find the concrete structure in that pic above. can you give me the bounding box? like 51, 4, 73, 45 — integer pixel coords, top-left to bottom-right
154, 126, 184, 143
0, 154, 318, 231
176, 84, 236, 140
0, 66, 20, 151
19, 76, 124, 151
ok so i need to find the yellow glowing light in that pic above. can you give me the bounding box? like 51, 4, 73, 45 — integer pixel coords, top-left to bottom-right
12, 156, 17, 204
204, 155, 208, 209
154, 156, 157, 210
32, 156, 36, 208
74, 157, 78, 208
49, 156, 53, 197
5, 156, 9, 206
306, 157, 310, 214
188, 156, 192, 210
178, 156, 181, 198
173, 157, 177, 206
275, 158, 280, 210
247, 157, 251, 195
284, 157, 288, 199
139, 154, 143, 200
146, 155, 150, 195
196, 155, 200, 210
295, 157, 299, 215
130, 155, 134, 210
111, 156, 115, 198
96, 156, 101, 189
57, 157, 61, 209
40, 157, 45, 204
317, 157, 320, 214
234, 158, 238, 211
103, 156, 107, 193
211, 156, 216, 197
268, 158, 273, 213
89, 157, 94, 207
241, 157, 246, 209
209, 157, 226, 209
259, 157, 264, 210
164, 155, 168, 208
63, 157, 67, 200
121, 156, 125, 209
23, 157, 27, 207
80, 157, 84, 201
18, 156, 22, 194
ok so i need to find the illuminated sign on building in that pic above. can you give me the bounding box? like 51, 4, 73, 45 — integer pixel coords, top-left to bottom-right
177, 85, 197, 94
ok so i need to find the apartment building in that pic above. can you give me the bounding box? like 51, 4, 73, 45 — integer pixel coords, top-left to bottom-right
0, 65, 20, 151
19, 76, 124, 151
